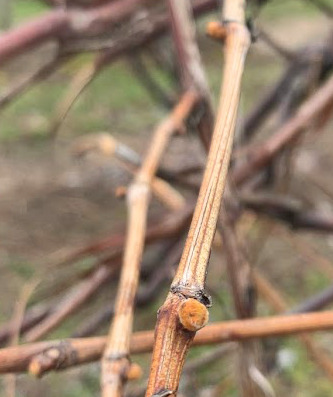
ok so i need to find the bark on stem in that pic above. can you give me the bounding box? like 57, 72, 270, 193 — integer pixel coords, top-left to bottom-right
101, 91, 198, 397
145, 1, 250, 396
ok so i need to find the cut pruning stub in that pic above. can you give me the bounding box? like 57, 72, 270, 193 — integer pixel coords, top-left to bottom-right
178, 298, 209, 332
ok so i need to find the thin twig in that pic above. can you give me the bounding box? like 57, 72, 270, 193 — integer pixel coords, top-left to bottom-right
0, 56, 63, 110
49, 59, 98, 136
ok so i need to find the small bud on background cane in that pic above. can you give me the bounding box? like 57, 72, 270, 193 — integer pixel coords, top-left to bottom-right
126, 363, 143, 380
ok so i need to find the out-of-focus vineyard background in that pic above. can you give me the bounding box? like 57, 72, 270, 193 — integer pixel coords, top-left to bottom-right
0, 1, 333, 396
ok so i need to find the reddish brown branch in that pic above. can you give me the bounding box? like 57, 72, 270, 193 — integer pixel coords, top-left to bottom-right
24, 263, 119, 343
0, 0, 218, 118
0, 0, 143, 64
241, 192, 333, 233
0, 0, 218, 65
0, 11, 67, 63
233, 73, 333, 185
2, 311, 333, 375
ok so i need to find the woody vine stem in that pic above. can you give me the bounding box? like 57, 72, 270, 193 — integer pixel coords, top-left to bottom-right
145, 1, 250, 396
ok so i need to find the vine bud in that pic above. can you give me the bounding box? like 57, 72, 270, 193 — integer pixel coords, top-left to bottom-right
178, 298, 209, 331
